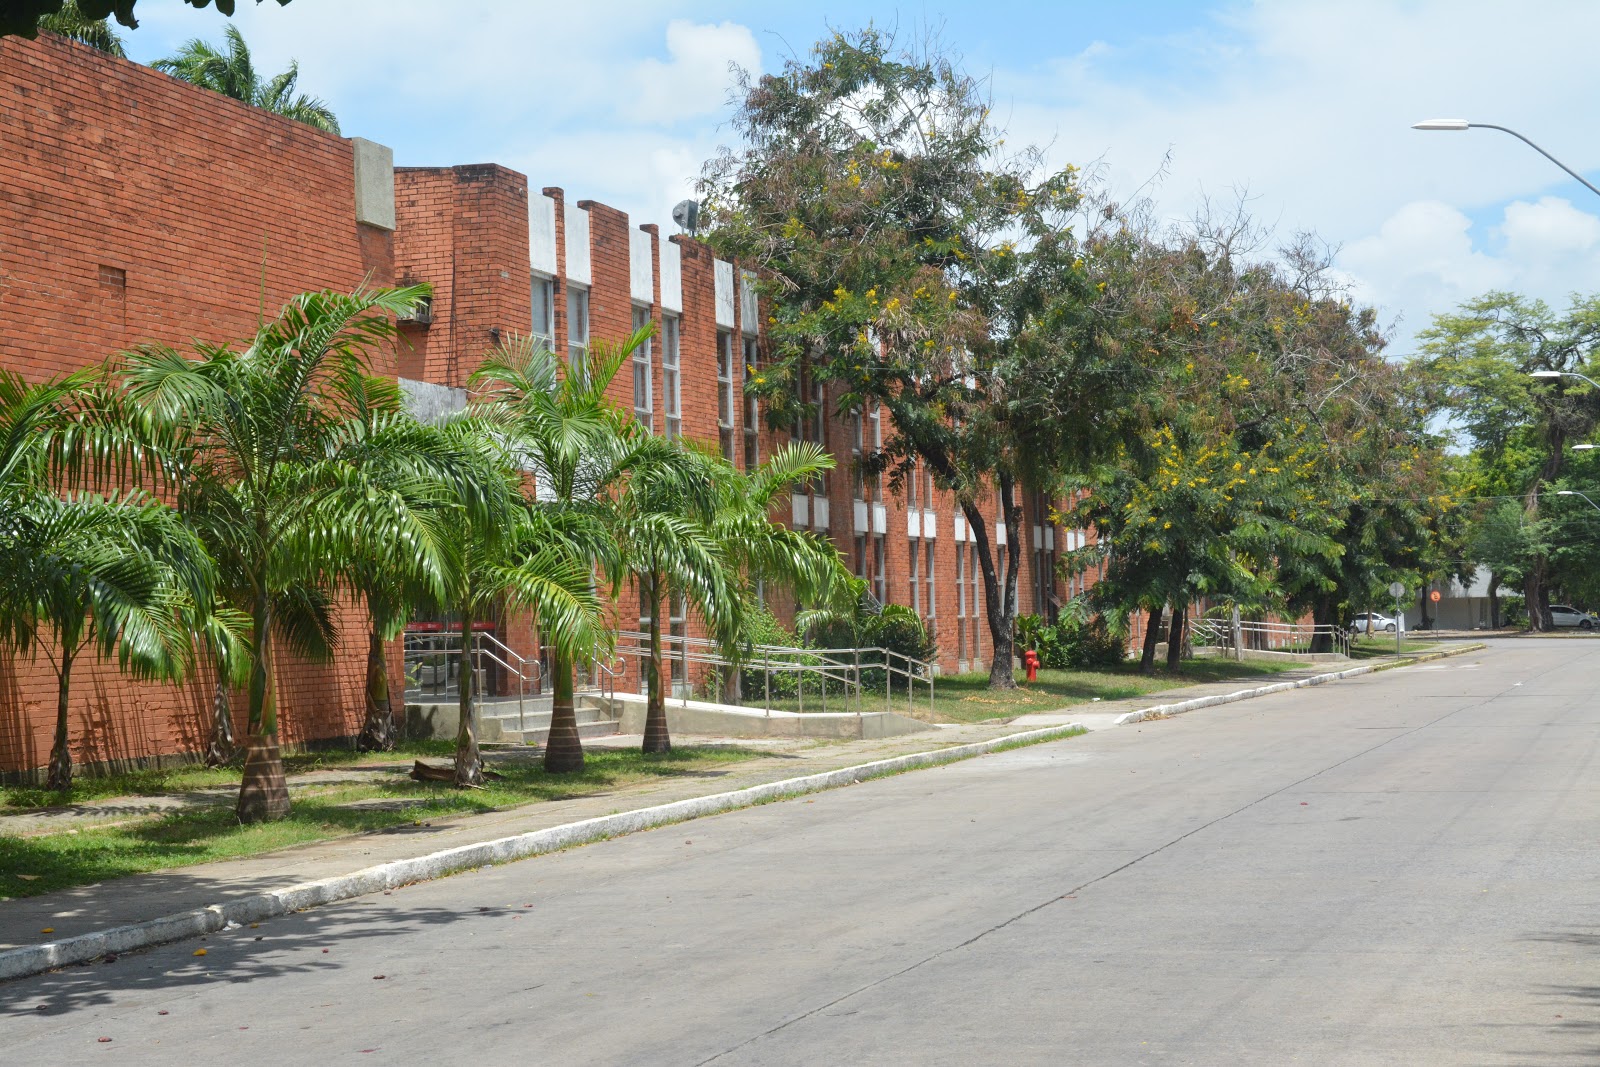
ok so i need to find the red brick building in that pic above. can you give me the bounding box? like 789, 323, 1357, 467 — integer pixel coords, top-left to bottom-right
0, 35, 1091, 776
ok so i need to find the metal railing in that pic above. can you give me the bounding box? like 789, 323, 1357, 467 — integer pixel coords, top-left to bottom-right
403, 628, 541, 725
1190, 617, 1352, 658
609, 630, 935, 717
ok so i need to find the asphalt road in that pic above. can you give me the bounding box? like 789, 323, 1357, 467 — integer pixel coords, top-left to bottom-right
4, 639, 1598, 1065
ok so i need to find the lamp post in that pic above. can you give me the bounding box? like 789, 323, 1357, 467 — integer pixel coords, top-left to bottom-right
1556, 489, 1600, 514
1530, 369, 1600, 389
1412, 120, 1600, 200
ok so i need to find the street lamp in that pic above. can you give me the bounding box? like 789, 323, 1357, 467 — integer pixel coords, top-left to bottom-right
1556, 489, 1600, 513
1573, 444, 1598, 451
1412, 120, 1600, 200
1529, 369, 1600, 389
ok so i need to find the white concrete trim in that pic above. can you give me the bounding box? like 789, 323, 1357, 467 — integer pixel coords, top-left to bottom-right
629, 228, 654, 304
659, 241, 683, 313
529, 194, 558, 276
564, 202, 592, 286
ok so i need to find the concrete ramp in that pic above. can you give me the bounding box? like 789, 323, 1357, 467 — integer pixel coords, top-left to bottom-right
600, 692, 934, 740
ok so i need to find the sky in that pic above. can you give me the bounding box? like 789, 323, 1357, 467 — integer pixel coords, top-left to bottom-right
117, 0, 1600, 356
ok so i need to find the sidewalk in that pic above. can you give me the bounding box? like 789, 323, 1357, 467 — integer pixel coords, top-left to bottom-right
0, 647, 1478, 973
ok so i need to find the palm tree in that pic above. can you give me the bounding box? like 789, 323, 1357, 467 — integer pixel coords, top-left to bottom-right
115, 285, 466, 822
470, 331, 655, 774
608, 440, 734, 754
0, 370, 208, 791
152, 25, 339, 133
36, 0, 126, 55
7, 493, 207, 790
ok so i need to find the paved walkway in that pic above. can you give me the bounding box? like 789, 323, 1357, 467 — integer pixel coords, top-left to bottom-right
0, 658, 1407, 955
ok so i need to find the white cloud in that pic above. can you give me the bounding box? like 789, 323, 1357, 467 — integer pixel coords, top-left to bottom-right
628, 20, 760, 125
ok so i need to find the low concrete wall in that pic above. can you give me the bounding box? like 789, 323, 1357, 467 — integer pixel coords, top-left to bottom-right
606, 694, 932, 740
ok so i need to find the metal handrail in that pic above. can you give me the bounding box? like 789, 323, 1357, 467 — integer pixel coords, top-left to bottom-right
610, 630, 935, 717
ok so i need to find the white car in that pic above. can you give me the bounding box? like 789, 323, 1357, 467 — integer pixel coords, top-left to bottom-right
1549, 605, 1597, 630
1352, 612, 1401, 633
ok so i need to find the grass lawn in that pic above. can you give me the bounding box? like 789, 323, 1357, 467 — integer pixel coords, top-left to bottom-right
1349, 636, 1440, 659
759, 657, 1301, 725
0, 745, 763, 899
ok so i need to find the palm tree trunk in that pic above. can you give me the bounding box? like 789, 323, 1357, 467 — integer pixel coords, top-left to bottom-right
1139, 605, 1162, 675
544, 648, 584, 772
46, 647, 75, 792
642, 574, 670, 753
358, 628, 396, 752
1165, 602, 1186, 672
238, 591, 290, 823
203, 647, 234, 767
454, 612, 483, 787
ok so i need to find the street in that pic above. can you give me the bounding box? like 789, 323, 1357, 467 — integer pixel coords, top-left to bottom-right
3, 639, 1598, 1065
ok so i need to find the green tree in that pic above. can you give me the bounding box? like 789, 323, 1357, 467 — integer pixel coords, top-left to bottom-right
5, 1, 291, 40
1421, 292, 1600, 629
35, 0, 125, 54
0, 371, 214, 790
153, 24, 338, 133
704, 27, 1147, 689
114, 286, 466, 822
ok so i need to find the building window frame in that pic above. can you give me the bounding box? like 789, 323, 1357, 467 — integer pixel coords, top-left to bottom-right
532, 273, 555, 350
566, 283, 590, 373
717, 329, 737, 461
631, 304, 654, 433
662, 313, 682, 441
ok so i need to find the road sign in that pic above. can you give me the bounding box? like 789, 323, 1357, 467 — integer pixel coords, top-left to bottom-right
1388, 581, 1406, 599
1429, 589, 1441, 603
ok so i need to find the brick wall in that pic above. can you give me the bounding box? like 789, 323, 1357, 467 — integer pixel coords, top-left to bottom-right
0, 35, 394, 775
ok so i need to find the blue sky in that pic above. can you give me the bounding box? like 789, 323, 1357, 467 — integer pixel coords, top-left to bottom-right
118, 0, 1600, 354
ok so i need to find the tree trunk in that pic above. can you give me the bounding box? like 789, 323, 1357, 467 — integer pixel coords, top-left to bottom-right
46, 647, 75, 792
1488, 571, 1502, 630
967, 478, 1020, 690
642, 574, 671, 753
238, 592, 290, 823
544, 648, 585, 772
203, 661, 234, 767
1309, 596, 1336, 654
1165, 603, 1186, 673
358, 628, 396, 752
1139, 606, 1162, 675
454, 612, 483, 787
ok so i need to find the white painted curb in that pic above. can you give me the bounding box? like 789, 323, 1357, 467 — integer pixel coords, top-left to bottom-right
0, 723, 1087, 983
1111, 642, 1486, 726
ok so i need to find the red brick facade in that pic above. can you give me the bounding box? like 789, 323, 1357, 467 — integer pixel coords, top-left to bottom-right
0, 36, 394, 775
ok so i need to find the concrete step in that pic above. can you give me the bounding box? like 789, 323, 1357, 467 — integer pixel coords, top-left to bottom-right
494, 717, 623, 746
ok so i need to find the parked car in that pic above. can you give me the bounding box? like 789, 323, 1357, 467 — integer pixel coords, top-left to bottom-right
1352, 612, 1401, 633
1548, 605, 1597, 630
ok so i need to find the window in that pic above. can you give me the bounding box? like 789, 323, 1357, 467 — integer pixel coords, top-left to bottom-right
908, 459, 920, 512
909, 540, 922, 615
742, 336, 760, 469
868, 404, 883, 499
532, 275, 554, 349
1033, 491, 1058, 621
957, 541, 969, 667
851, 403, 883, 503
851, 409, 866, 501
795, 374, 828, 493
632, 305, 654, 433
967, 542, 982, 665
854, 534, 868, 581
662, 314, 682, 440
566, 285, 589, 373
925, 540, 936, 622
717, 329, 736, 460
872, 535, 886, 605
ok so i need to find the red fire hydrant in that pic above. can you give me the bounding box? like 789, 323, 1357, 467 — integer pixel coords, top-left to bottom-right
1023, 649, 1040, 683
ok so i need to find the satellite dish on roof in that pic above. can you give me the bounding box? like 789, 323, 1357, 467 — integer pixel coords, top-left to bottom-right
672, 199, 701, 236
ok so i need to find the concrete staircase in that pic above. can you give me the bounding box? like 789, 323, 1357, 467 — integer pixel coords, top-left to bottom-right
404, 693, 622, 746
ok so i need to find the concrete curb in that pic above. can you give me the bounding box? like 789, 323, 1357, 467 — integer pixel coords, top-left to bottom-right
0, 723, 1087, 983
1112, 642, 1487, 726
